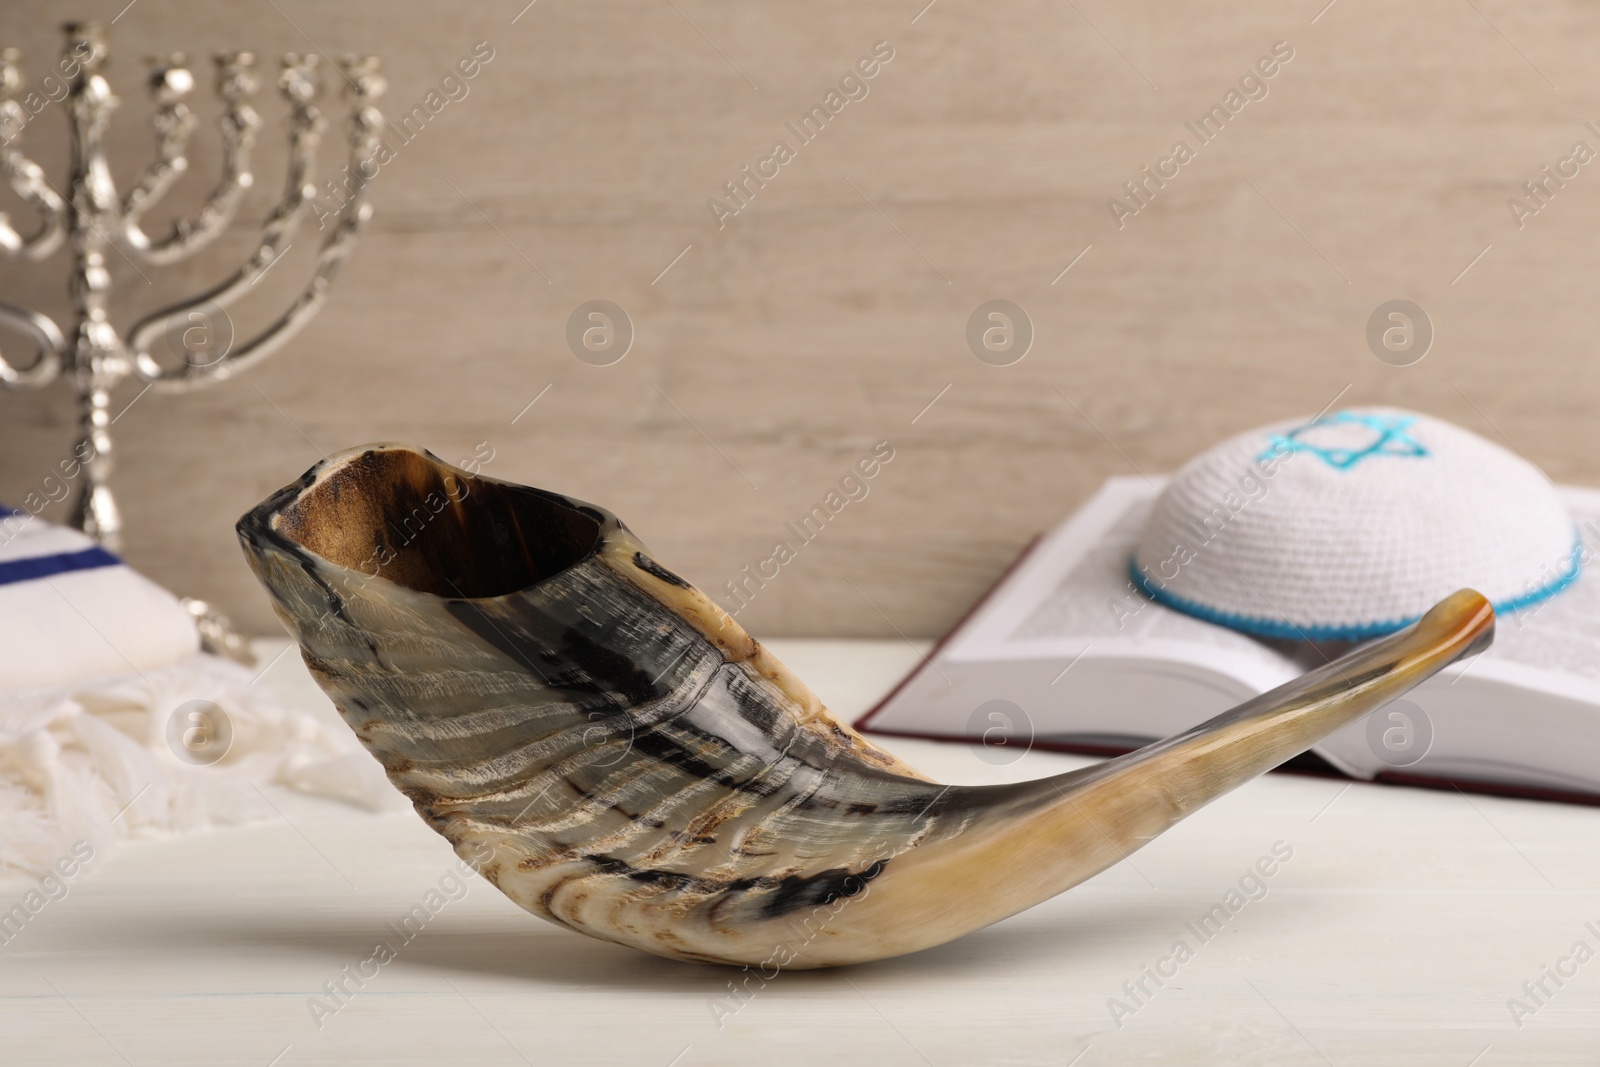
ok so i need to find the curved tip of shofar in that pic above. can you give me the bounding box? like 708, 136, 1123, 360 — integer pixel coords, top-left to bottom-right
237, 444, 1495, 970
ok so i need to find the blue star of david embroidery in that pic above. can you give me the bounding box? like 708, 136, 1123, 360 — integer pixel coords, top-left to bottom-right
1258, 411, 1429, 470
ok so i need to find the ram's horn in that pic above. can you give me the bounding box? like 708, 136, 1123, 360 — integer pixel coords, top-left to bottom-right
237, 444, 1494, 969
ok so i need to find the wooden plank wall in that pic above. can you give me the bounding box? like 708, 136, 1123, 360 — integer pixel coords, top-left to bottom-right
0, 0, 1595, 638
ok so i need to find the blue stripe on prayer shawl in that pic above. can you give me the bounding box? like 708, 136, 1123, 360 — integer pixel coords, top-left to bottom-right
0, 546, 121, 586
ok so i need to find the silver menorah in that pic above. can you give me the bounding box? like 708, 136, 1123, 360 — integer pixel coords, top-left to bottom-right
0, 20, 383, 552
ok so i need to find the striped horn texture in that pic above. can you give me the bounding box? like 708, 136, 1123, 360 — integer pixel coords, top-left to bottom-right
237, 444, 1494, 969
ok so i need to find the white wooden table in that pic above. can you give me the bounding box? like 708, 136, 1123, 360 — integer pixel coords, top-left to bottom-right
3, 639, 1596, 1066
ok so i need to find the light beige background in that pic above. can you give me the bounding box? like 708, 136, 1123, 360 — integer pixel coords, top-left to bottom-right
0, 0, 1595, 638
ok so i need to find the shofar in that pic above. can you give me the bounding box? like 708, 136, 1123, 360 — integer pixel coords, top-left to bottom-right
237, 444, 1493, 969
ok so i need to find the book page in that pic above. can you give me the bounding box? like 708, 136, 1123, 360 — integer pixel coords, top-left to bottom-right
948, 480, 1300, 685
1007, 496, 1281, 650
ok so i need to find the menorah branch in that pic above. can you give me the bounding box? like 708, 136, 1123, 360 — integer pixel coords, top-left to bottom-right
0, 300, 65, 387
117, 53, 197, 224
128, 53, 383, 391
0, 51, 66, 260
120, 50, 262, 265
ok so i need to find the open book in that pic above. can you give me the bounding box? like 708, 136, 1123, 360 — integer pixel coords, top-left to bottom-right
858, 477, 1600, 803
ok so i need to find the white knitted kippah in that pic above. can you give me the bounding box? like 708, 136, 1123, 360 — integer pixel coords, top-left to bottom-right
1131, 408, 1579, 641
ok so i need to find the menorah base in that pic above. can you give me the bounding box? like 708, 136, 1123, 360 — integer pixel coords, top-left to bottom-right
70, 481, 122, 554
181, 597, 257, 667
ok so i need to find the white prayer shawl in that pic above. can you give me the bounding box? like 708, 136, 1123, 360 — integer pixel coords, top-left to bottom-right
0, 510, 396, 876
